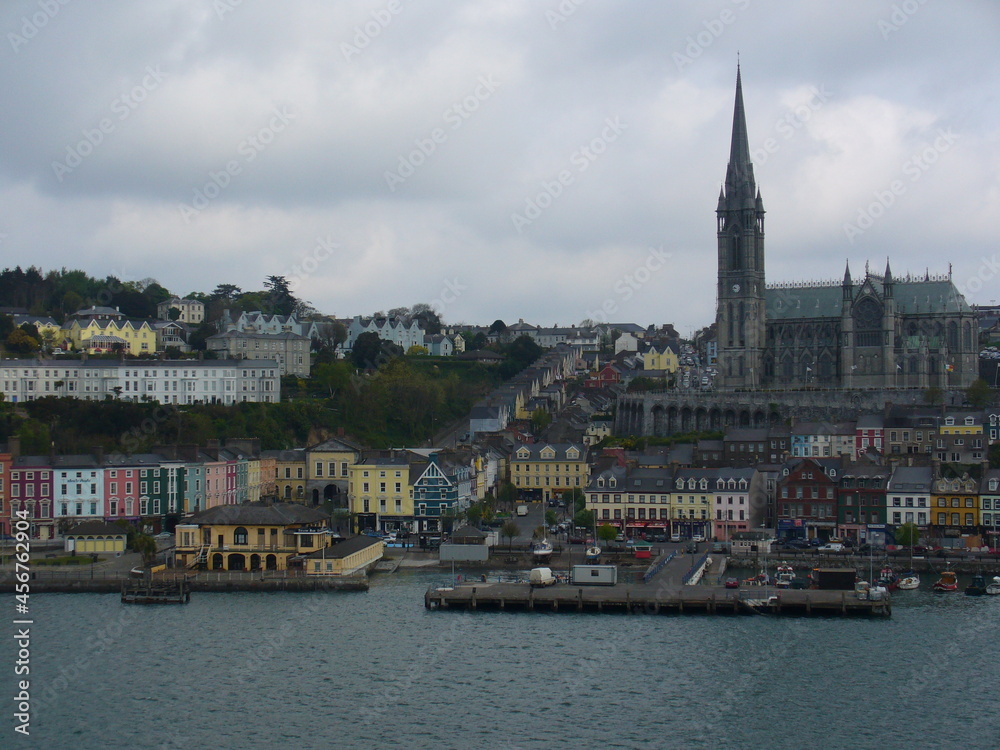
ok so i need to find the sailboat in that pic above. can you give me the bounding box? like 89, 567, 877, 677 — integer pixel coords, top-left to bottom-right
532, 534, 553, 563
897, 544, 919, 590
985, 576, 1000, 596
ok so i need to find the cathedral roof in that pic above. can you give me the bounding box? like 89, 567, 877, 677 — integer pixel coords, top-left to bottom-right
766, 278, 971, 320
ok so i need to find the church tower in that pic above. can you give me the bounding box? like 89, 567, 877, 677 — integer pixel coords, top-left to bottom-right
716, 65, 766, 390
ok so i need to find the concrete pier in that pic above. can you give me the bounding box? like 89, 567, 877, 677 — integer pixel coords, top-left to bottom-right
425, 582, 890, 617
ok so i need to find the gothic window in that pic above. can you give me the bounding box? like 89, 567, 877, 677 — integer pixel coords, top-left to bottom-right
738, 301, 745, 345
731, 230, 743, 270
947, 321, 958, 350
963, 321, 973, 349
854, 297, 882, 347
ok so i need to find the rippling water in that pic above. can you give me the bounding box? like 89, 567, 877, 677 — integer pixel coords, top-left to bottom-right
6, 570, 999, 750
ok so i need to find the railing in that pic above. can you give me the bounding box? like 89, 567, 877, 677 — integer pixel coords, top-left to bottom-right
643, 550, 675, 583
682, 552, 711, 585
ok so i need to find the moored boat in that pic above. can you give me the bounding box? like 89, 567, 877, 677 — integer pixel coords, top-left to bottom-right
986, 576, 1000, 596
584, 546, 601, 562
876, 565, 899, 591
532, 539, 554, 562
965, 573, 988, 596
932, 570, 958, 592
897, 571, 920, 590
775, 562, 795, 588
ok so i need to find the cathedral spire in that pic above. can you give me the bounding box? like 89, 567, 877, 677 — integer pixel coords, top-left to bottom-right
843, 260, 852, 286
722, 64, 756, 208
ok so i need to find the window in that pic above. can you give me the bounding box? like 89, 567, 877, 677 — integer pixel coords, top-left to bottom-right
234, 527, 248, 545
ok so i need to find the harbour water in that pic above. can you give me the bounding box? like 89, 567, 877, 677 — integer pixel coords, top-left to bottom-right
6, 569, 999, 750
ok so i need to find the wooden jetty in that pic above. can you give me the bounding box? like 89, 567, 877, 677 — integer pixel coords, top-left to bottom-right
121, 578, 191, 604
424, 582, 890, 618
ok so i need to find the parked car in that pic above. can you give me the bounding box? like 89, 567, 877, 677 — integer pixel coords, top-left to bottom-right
692, 534, 705, 543
670, 533, 682, 543
817, 542, 845, 552
724, 577, 739, 589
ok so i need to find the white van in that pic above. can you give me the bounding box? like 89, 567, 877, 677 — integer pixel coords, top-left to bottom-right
516, 505, 528, 517
529, 567, 556, 587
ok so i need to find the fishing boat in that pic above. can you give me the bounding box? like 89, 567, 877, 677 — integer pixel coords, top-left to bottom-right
932, 570, 958, 592
897, 571, 920, 590
584, 545, 601, 562
986, 576, 1000, 596
774, 562, 795, 588
965, 573, 988, 596
876, 565, 899, 591
742, 571, 772, 587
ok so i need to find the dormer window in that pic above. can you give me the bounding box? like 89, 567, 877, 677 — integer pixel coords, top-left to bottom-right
676, 480, 684, 489
597, 477, 605, 488
608, 478, 617, 488
945, 417, 955, 426
699, 479, 708, 490
964, 417, 974, 426
990, 479, 998, 492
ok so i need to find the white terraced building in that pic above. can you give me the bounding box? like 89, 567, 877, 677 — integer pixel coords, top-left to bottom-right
0, 358, 281, 404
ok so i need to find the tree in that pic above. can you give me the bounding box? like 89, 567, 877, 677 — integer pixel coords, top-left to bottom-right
132, 533, 158, 568
562, 488, 585, 514
407, 345, 428, 356
545, 509, 557, 527
5, 327, 40, 353
895, 522, 919, 548
597, 523, 618, 545
211, 283, 242, 301
501, 520, 520, 550
263, 275, 296, 316
574, 509, 595, 531
489, 319, 506, 334
530, 408, 552, 434
466, 504, 483, 528
497, 482, 518, 512
411, 303, 441, 335
167, 307, 182, 321
966, 379, 993, 409
351, 332, 388, 369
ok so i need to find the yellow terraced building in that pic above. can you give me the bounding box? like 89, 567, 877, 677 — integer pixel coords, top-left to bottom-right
510, 443, 588, 503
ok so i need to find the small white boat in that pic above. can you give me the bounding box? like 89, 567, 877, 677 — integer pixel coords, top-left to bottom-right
775, 563, 795, 589
897, 573, 920, 590
986, 576, 1000, 596
584, 546, 601, 562
532, 539, 554, 561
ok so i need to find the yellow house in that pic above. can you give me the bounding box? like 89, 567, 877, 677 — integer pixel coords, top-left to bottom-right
931, 475, 980, 530
348, 453, 416, 533
510, 443, 588, 502
63, 521, 127, 554
268, 449, 307, 502
304, 535, 383, 576
644, 344, 679, 373
306, 437, 362, 507
174, 502, 331, 571
65, 319, 155, 355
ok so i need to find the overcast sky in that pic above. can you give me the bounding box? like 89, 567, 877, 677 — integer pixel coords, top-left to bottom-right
1, 1, 997, 334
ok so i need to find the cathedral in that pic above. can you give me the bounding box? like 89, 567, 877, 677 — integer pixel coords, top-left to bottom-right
714, 67, 977, 391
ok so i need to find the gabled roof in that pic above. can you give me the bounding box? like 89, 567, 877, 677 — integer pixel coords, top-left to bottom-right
66, 521, 127, 537
303, 535, 382, 559
186, 502, 329, 526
